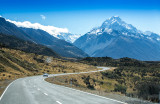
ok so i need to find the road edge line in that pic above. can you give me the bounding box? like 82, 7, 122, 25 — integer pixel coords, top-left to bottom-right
56, 101, 62, 104
44, 79, 127, 104
0, 79, 18, 101
44, 67, 127, 104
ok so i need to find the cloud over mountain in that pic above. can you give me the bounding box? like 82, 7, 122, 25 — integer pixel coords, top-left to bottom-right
6, 19, 69, 38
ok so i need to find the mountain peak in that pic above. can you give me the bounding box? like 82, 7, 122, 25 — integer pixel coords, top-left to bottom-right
109, 16, 121, 21
74, 17, 160, 61
102, 16, 125, 27
88, 16, 137, 36
100, 16, 138, 33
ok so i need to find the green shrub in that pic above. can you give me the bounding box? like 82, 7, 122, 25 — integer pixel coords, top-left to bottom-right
136, 79, 160, 102
114, 84, 127, 94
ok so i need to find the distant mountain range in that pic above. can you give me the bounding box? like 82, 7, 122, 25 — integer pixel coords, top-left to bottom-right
74, 16, 160, 61
1, 16, 160, 61
0, 17, 88, 58
7, 19, 81, 43
57, 33, 82, 43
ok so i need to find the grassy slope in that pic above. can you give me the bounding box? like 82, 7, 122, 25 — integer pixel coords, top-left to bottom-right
0, 47, 97, 96
47, 57, 160, 103
0, 47, 97, 80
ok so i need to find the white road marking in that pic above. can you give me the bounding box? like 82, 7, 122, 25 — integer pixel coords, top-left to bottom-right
0, 67, 125, 104
44, 67, 127, 104
44, 93, 48, 96
56, 101, 62, 104
53, 84, 127, 104
37, 88, 40, 91
0, 79, 19, 101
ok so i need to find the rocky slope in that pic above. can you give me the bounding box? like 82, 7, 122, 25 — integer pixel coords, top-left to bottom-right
74, 16, 160, 61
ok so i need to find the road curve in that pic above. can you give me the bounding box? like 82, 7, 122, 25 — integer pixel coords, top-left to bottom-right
0, 67, 126, 104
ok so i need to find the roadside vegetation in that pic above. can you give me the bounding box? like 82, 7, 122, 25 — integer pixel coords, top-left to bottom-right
47, 57, 160, 103
0, 47, 97, 96
0, 36, 159, 103
81, 57, 160, 103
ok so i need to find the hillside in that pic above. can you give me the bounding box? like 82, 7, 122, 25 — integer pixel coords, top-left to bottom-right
0, 17, 32, 41
47, 57, 160, 103
0, 47, 97, 81
81, 57, 160, 102
0, 47, 97, 96
0, 33, 60, 57
80, 57, 147, 67
21, 28, 89, 58
0, 17, 89, 58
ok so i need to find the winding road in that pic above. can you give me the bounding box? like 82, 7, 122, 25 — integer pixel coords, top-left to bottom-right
0, 67, 127, 104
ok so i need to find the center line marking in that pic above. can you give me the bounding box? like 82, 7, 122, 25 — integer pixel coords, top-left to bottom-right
56, 101, 62, 104
44, 93, 48, 96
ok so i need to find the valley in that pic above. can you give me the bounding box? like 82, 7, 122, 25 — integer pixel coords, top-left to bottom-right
0, 46, 97, 97
0, 15, 159, 104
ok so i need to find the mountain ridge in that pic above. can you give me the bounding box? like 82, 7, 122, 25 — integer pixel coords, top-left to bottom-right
74, 16, 160, 61
0, 17, 88, 58
0, 33, 60, 57
7, 18, 81, 43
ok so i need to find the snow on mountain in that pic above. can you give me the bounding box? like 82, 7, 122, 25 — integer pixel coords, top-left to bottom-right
87, 16, 160, 41
144, 31, 153, 36
57, 33, 82, 43
101, 16, 137, 31
6, 19, 69, 37
6, 19, 79, 43
0, 16, 88, 58
74, 16, 160, 61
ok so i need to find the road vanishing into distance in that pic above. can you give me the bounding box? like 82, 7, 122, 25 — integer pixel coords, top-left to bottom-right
0, 67, 127, 104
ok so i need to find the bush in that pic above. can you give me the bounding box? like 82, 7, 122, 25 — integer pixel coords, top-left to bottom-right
136, 79, 160, 102
101, 71, 120, 79
114, 84, 127, 94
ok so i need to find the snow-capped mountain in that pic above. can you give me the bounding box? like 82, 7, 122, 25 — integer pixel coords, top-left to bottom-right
57, 33, 82, 43
6, 19, 80, 43
0, 17, 88, 58
87, 16, 144, 38
74, 16, 160, 61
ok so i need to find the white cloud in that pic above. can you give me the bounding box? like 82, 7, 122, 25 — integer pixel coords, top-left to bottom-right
40, 15, 46, 20
6, 19, 69, 38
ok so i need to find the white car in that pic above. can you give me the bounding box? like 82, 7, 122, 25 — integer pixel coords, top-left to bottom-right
43, 73, 48, 77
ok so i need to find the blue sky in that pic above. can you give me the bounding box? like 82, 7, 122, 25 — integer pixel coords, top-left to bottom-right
0, 0, 160, 34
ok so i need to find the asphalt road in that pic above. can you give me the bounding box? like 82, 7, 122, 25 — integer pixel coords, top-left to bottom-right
0, 67, 127, 104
